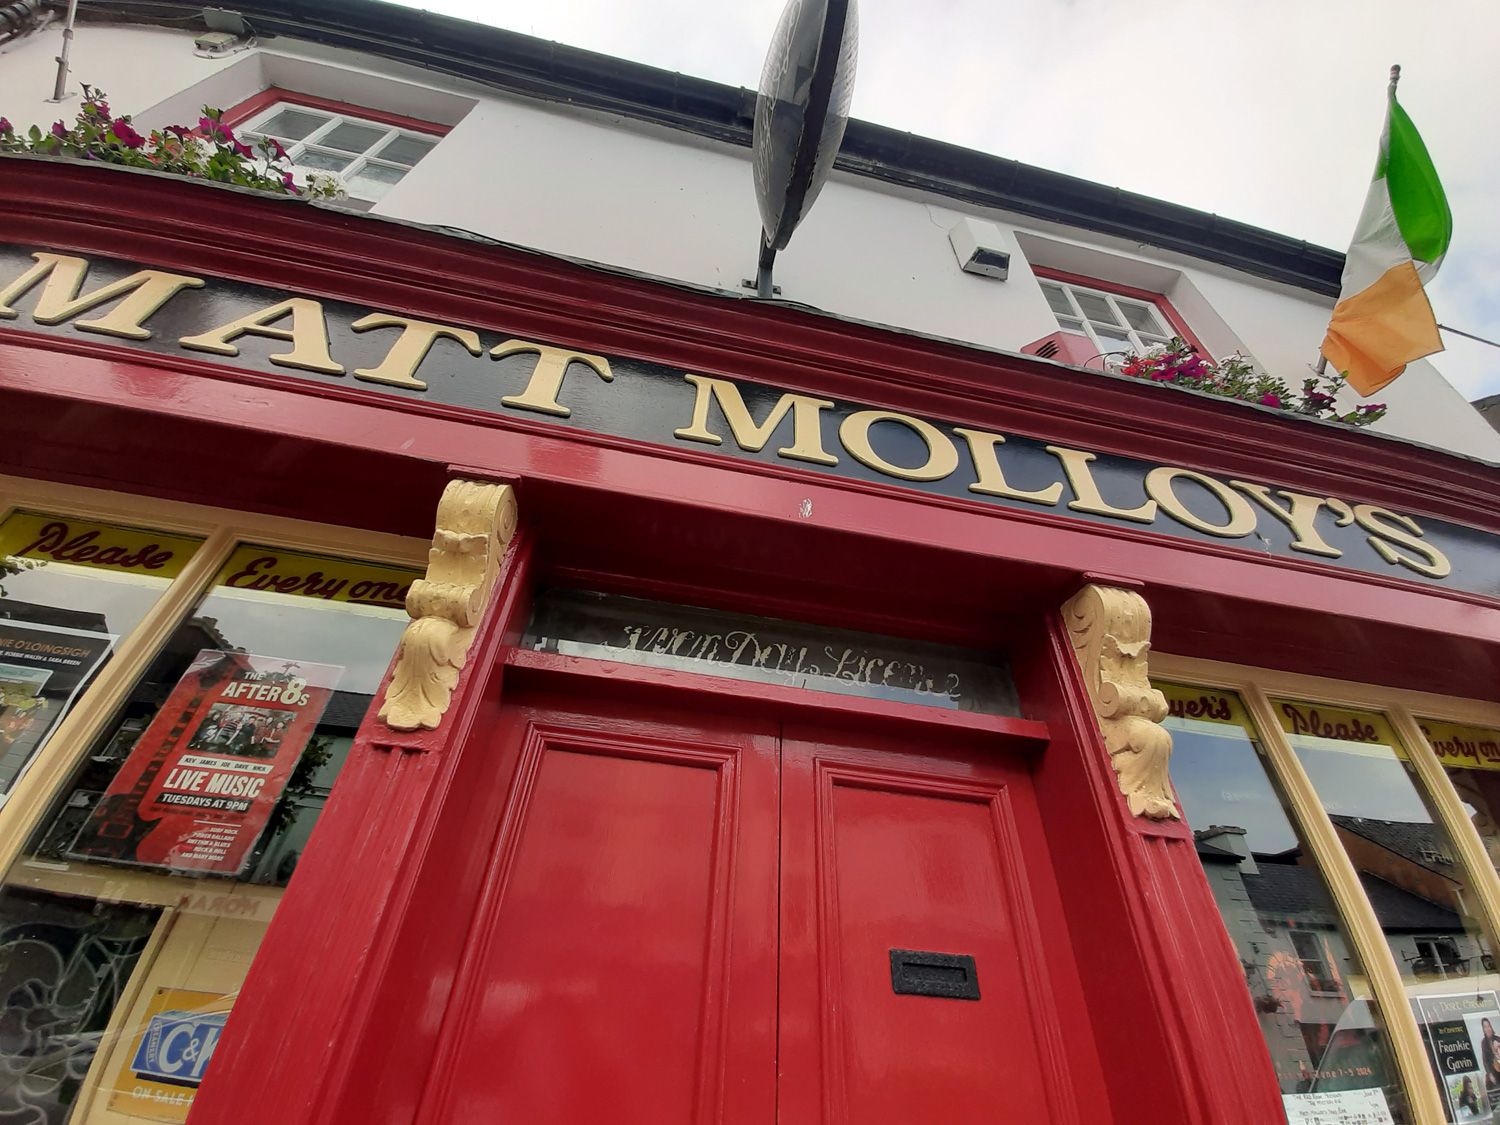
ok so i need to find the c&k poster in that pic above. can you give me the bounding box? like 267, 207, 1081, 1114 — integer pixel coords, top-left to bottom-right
68, 649, 341, 875
108, 986, 232, 1123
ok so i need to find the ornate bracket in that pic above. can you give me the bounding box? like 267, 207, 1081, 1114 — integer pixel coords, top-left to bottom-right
378, 479, 518, 732
1061, 584, 1179, 820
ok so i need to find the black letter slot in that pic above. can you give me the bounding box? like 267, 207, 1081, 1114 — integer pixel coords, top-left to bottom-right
889, 949, 980, 1000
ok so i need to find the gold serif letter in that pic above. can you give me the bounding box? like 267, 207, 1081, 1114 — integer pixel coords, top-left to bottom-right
673, 374, 838, 465
1061, 584, 1179, 819
179, 298, 345, 375
493, 339, 613, 417
351, 314, 482, 390
379, 479, 519, 732
1045, 446, 1157, 523
0, 252, 204, 340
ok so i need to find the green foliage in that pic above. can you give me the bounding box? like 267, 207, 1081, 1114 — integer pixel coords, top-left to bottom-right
1116, 339, 1388, 427
0, 85, 343, 200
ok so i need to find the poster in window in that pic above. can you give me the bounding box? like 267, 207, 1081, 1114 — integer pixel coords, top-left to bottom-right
0, 619, 117, 795
108, 986, 231, 1123
68, 649, 341, 875
1414, 992, 1500, 1123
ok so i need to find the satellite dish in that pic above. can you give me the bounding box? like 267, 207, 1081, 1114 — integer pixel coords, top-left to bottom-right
751, 0, 859, 297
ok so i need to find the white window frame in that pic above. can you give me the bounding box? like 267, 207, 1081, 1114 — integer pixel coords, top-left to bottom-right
237, 102, 439, 210
1039, 278, 1176, 362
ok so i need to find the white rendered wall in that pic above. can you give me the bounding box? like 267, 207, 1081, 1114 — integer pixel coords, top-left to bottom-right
0, 24, 242, 134
3, 23, 1495, 462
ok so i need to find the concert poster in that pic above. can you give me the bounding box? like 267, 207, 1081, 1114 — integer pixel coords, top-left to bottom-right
68, 649, 341, 875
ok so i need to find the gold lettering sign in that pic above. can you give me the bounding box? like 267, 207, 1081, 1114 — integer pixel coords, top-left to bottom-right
0, 247, 1469, 593
1156, 681, 1255, 729
1418, 719, 1500, 773
0, 511, 201, 579
212, 545, 422, 611
1274, 700, 1397, 749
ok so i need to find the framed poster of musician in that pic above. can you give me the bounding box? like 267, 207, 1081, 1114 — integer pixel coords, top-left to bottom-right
68, 649, 342, 875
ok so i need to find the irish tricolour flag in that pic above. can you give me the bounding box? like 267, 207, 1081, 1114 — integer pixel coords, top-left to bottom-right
1321, 68, 1452, 396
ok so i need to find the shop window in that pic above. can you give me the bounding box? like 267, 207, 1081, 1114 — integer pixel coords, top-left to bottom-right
0, 511, 202, 797
1032, 268, 1205, 365
1158, 656, 1500, 1125
230, 94, 443, 211
1157, 682, 1412, 1123
1272, 701, 1500, 999
0, 539, 421, 1124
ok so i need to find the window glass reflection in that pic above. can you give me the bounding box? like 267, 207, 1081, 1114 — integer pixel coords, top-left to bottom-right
1275, 699, 1500, 1125
1159, 682, 1412, 1124
0, 512, 202, 798
1419, 720, 1500, 881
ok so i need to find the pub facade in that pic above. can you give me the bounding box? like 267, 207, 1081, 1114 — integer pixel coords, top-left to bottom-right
0, 5, 1498, 1124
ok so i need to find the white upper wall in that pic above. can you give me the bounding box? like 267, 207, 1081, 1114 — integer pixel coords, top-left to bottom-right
3, 22, 1496, 462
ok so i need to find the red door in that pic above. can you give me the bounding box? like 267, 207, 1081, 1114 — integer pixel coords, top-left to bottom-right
778, 723, 1084, 1125
415, 691, 780, 1125
418, 690, 1089, 1125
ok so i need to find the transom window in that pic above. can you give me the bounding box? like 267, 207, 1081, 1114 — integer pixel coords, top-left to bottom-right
238, 102, 439, 211
1040, 278, 1174, 360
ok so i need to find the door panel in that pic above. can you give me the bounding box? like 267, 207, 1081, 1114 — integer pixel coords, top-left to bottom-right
418, 697, 779, 1125
779, 728, 1080, 1125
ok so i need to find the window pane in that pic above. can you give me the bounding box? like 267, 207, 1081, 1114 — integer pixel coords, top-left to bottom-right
257, 108, 327, 142
1041, 283, 1074, 319
1422, 719, 1500, 885
1056, 317, 1086, 335
346, 163, 406, 202
0, 544, 420, 1123
1094, 326, 1132, 355
376, 134, 437, 166
1276, 699, 1500, 1125
1072, 290, 1120, 325
0, 511, 202, 796
1159, 683, 1413, 1124
526, 587, 1020, 715
296, 148, 353, 173
1118, 298, 1167, 335
319, 121, 390, 155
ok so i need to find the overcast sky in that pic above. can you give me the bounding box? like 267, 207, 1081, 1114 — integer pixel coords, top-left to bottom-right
396, 0, 1499, 400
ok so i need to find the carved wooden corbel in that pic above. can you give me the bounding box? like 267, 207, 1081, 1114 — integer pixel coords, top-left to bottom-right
1062, 584, 1180, 819
378, 479, 518, 732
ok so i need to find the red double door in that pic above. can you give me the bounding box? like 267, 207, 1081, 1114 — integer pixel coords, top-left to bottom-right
416, 687, 1094, 1125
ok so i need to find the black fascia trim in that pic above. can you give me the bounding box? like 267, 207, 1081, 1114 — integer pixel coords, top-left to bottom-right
78, 0, 1343, 296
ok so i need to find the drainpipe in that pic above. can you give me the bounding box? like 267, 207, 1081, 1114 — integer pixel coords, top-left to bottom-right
48, 0, 78, 102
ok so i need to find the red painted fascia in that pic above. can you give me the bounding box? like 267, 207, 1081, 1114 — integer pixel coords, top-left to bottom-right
0, 156, 1496, 535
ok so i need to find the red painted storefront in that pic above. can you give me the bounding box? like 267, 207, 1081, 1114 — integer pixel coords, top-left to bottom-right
4, 159, 1500, 1125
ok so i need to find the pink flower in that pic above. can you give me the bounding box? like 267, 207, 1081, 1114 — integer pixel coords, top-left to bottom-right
232, 140, 254, 158
1260, 393, 1282, 408
111, 120, 145, 148
50, 121, 69, 139
199, 116, 238, 144
0, 118, 11, 134
281, 170, 300, 194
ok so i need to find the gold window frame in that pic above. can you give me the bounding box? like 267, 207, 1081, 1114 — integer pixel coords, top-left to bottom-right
1155, 651, 1500, 1125
0, 472, 429, 870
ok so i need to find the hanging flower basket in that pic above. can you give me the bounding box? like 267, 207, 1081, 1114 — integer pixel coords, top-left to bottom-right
0, 85, 344, 201
1114, 338, 1387, 428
